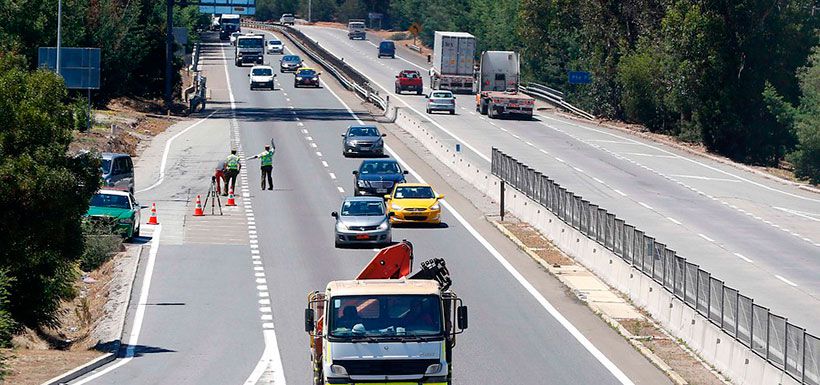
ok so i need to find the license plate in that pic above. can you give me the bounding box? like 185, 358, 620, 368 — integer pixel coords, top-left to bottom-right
355, 234, 370, 240
376, 189, 387, 193
509, 104, 519, 108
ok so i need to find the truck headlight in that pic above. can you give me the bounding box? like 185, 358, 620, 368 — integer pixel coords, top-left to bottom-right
425, 363, 442, 374
330, 364, 348, 375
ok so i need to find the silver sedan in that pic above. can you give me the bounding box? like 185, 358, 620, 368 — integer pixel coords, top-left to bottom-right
332, 196, 392, 247
426, 90, 456, 114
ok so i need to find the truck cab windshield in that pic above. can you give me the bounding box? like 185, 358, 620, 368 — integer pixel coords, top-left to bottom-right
329, 295, 442, 339
238, 39, 263, 48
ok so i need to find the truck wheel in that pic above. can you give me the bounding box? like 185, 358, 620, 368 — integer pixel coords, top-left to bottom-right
449, 110, 455, 115
480, 101, 488, 115
488, 104, 496, 118
395, 86, 400, 94
416, 90, 422, 95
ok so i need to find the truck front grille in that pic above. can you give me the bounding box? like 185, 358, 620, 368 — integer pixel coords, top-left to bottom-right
334, 359, 438, 376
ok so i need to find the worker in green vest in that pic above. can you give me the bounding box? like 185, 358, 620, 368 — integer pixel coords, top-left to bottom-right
248, 144, 275, 190
223, 149, 241, 196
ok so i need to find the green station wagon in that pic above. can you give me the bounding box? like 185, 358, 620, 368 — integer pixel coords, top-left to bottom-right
86, 188, 142, 238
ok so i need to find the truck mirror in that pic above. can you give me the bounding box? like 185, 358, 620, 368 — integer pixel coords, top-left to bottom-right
331, 211, 338, 218
457, 306, 468, 330
352, 170, 359, 175
402, 170, 409, 175
381, 133, 387, 137
305, 308, 315, 332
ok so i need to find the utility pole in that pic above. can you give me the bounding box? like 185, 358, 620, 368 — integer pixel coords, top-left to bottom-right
165, 0, 174, 114
308, 0, 312, 23
56, 0, 62, 75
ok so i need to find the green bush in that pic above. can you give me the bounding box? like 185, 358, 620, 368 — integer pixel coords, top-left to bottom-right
80, 221, 123, 272
389, 32, 409, 41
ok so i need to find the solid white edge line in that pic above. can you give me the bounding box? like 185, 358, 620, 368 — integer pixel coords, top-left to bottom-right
733, 253, 754, 263
321, 74, 635, 385
72, 224, 163, 384
775, 275, 798, 287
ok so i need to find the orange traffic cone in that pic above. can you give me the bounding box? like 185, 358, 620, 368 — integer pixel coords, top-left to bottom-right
147, 203, 159, 224
193, 195, 204, 216
226, 189, 237, 206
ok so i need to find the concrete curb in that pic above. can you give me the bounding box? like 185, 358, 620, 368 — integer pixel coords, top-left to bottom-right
489, 220, 689, 385
41, 243, 146, 385
541, 109, 819, 194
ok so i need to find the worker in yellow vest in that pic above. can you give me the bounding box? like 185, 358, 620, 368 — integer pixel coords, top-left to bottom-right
223, 149, 241, 196
248, 144, 275, 190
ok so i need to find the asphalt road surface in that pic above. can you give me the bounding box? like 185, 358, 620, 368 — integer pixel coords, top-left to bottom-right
292, 25, 820, 332
70, 33, 673, 385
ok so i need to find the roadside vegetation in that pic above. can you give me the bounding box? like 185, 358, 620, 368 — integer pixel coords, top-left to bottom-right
256, 0, 819, 183
0, 0, 208, 377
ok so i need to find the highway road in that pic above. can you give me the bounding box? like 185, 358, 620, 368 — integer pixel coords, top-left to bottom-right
292, 25, 820, 332
69, 33, 673, 384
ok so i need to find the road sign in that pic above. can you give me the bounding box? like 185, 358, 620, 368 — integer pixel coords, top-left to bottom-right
198, 0, 256, 15
568, 71, 591, 84
38, 47, 101, 89
408, 22, 422, 37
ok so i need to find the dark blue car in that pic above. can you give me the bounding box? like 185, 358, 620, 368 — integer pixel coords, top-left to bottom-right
352, 159, 408, 196
378, 40, 395, 59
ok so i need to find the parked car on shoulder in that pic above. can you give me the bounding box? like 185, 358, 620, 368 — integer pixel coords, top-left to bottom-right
395, 70, 423, 95
249, 65, 276, 90
378, 40, 395, 58
341, 125, 386, 157
426, 90, 456, 114
280, 54, 303, 72
101, 152, 134, 193
294, 67, 320, 87
332, 196, 392, 247
85, 188, 141, 239
266, 39, 284, 54
352, 159, 408, 196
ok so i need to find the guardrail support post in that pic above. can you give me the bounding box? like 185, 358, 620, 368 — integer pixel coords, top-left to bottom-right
500, 181, 506, 222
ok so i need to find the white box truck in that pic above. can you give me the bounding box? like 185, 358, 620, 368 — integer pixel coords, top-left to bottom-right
431, 31, 476, 94
475, 51, 534, 119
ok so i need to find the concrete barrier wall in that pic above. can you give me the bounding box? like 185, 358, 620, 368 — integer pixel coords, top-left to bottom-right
392, 107, 800, 385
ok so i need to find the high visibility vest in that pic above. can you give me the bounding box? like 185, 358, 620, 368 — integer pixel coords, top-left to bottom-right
259, 150, 273, 166
226, 154, 240, 170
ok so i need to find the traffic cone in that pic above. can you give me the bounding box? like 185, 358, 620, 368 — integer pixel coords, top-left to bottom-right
226, 189, 237, 206
147, 203, 159, 224
193, 195, 204, 216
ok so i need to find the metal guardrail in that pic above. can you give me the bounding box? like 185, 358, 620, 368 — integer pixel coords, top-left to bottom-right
491, 147, 819, 385
244, 21, 388, 111
521, 82, 596, 121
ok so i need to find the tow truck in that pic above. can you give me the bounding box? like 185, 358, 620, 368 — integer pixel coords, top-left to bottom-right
305, 241, 468, 385
475, 50, 534, 119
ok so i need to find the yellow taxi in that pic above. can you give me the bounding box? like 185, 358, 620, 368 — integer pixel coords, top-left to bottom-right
384, 183, 444, 224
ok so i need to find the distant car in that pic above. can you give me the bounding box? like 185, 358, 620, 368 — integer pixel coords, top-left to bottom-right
395, 70, 423, 95
279, 54, 302, 72
352, 159, 408, 196
101, 152, 134, 193
86, 188, 141, 239
384, 183, 444, 225
332, 196, 392, 247
342, 125, 386, 157
426, 90, 456, 114
249, 65, 276, 90
378, 40, 395, 58
280, 13, 295, 25
294, 67, 320, 87
266, 39, 284, 54
230, 32, 241, 45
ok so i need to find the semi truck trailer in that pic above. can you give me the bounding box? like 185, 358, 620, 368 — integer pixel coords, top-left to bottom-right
430, 31, 476, 94
475, 50, 534, 119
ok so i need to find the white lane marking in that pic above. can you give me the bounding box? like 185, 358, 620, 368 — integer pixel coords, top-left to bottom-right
670, 174, 741, 183
587, 139, 635, 144
337, 186, 345, 193
306, 136, 313, 141
310, 142, 317, 148
301, 128, 308, 134
72, 225, 163, 384
734, 253, 754, 263
666, 217, 682, 225
773, 207, 820, 222
136, 111, 218, 193
298, 122, 305, 127
638, 202, 653, 210
316, 151, 323, 157
593, 177, 605, 184
321, 74, 636, 385
613, 189, 627, 197
775, 275, 798, 287
321, 161, 329, 168
698, 233, 715, 242
259, 298, 270, 304
554, 157, 565, 163
623, 152, 678, 159
572, 167, 584, 173
329, 172, 336, 180
260, 306, 272, 312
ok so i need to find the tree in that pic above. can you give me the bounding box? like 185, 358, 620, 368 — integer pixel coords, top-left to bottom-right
0, 54, 99, 329
788, 45, 820, 183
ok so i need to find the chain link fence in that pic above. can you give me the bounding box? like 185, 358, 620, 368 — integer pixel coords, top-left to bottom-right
491, 147, 818, 384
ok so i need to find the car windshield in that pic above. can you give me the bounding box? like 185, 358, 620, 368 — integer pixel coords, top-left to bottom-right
360, 161, 399, 175
348, 126, 379, 137
268, 40, 281, 45
283, 55, 301, 63
90, 193, 130, 209
431, 92, 452, 98
341, 200, 385, 216
252, 68, 272, 76
238, 38, 263, 48
394, 186, 435, 199
329, 295, 442, 338
101, 159, 112, 174
298, 69, 316, 77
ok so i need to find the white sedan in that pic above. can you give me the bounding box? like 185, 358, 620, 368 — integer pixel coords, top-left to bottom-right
249, 65, 276, 90
266, 39, 284, 54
